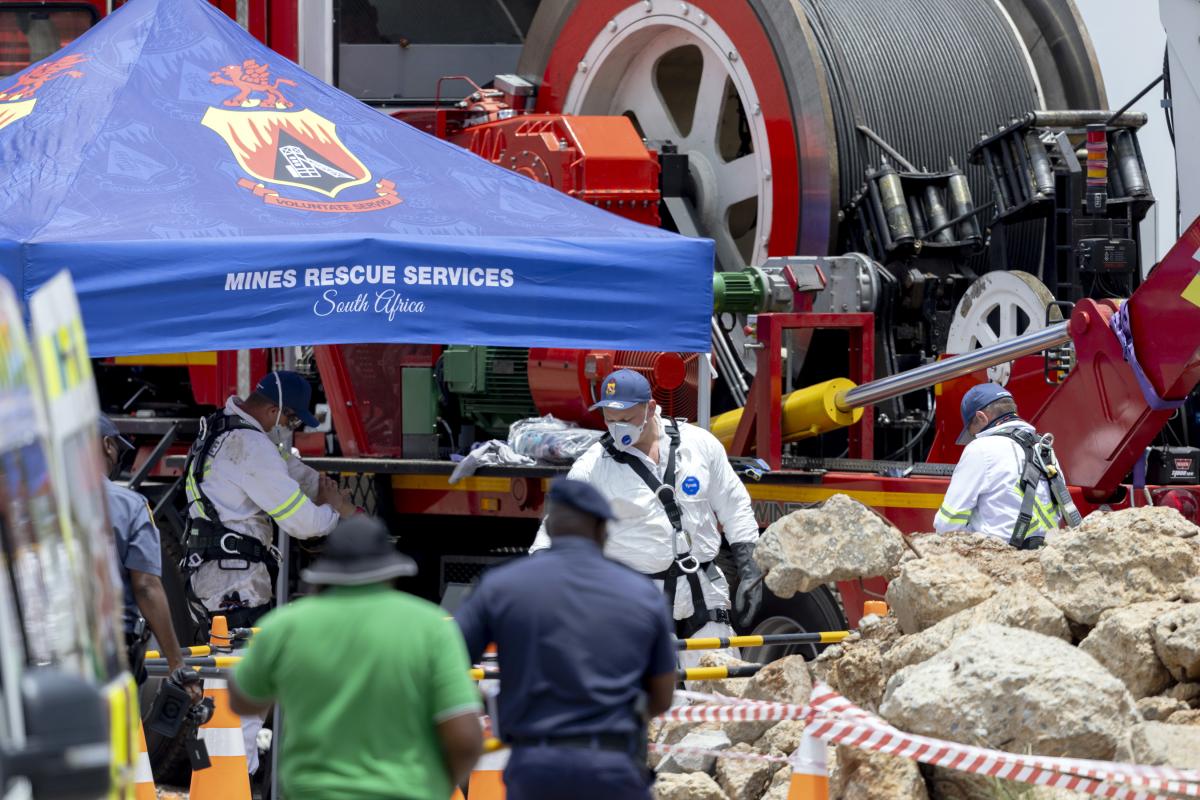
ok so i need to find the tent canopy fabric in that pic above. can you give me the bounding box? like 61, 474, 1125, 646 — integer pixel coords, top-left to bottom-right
0, 0, 714, 357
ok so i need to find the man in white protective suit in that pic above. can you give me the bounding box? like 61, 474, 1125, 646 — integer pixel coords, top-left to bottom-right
530, 369, 763, 667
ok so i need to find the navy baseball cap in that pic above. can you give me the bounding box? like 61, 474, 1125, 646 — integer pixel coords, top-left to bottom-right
589, 369, 652, 411
255, 371, 320, 428
97, 415, 133, 451
957, 383, 1013, 444
547, 478, 616, 521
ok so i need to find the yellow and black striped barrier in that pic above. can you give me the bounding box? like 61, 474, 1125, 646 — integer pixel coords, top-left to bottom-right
676, 664, 762, 681
143, 626, 257, 660
675, 630, 850, 651
470, 664, 765, 682
144, 655, 243, 669
144, 644, 213, 660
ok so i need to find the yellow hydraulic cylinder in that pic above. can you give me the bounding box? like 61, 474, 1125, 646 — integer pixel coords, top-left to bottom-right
710, 377, 863, 447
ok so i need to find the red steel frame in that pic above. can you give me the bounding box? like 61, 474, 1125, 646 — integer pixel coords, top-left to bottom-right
730, 313, 874, 469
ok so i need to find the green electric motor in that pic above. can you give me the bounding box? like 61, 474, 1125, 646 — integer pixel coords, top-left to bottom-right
441, 346, 538, 435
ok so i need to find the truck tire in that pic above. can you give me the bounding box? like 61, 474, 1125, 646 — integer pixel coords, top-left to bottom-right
740, 585, 847, 664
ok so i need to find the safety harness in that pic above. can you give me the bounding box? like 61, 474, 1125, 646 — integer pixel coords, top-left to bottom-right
990, 426, 1083, 549
182, 412, 280, 576
601, 418, 728, 638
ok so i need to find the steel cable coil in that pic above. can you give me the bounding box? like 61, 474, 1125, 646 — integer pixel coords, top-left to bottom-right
798, 0, 1043, 257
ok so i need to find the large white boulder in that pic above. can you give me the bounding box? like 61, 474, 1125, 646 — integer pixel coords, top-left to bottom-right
1040, 507, 1200, 625
1153, 603, 1200, 682
880, 624, 1139, 760
884, 586, 1069, 674
754, 494, 905, 597
884, 553, 996, 634
1078, 601, 1178, 698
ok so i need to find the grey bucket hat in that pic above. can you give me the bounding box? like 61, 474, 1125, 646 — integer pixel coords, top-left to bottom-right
300, 515, 417, 586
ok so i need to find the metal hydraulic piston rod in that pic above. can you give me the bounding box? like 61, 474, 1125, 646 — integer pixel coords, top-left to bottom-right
710, 321, 1070, 444
834, 322, 1071, 411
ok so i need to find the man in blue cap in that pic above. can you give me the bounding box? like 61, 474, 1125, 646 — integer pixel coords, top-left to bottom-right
528, 368, 762, 666
936, 382, 1080, 547
456, 478, 676, 800
181, 370, 358, 773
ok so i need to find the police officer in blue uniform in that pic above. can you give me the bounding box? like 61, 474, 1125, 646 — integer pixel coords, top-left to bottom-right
99, 416, 197, 701
455, 478, 677, 800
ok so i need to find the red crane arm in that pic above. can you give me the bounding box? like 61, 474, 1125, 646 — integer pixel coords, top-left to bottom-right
1032, 217, 1200, 498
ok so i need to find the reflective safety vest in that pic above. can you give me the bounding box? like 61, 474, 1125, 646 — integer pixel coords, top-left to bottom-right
935, 420, 1081, 547
989, 426, 1082, 548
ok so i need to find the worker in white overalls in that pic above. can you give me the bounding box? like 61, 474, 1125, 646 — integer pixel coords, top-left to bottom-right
182, 370, 357, 773
935, 383, 1081, 548
531, 369, 763, 666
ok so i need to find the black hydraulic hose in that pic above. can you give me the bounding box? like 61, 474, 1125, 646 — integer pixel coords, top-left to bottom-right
882, 388, 936, 462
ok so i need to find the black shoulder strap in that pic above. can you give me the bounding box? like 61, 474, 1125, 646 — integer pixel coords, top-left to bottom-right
185, 411, 260, 522
601, 418, 683, 532
988, 426, 1046, 491
989, 426, 1059, 547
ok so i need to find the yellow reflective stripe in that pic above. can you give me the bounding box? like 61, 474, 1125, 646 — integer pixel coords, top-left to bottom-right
1033, 500, 1058, 531
185, 473, 209, 520
1038, 496, 1062, 525
937, 504, 970, 522
268, 489, 303, 518
273, 494, 309, 522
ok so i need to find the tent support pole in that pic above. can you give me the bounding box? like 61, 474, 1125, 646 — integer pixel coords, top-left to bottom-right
698, 351, 712, 429
237, 349, 251, 399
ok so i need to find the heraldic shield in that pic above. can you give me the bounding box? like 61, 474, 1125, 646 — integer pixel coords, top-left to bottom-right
202, 106, 371, 199
0, 55, 86, 132
200, 59, 398, 210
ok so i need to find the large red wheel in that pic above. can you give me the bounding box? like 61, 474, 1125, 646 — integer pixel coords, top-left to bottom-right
520, 0, 836, 269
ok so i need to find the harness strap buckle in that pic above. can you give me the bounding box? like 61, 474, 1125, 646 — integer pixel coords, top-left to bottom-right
675, 554, 701, 574
219, 532, 243, 556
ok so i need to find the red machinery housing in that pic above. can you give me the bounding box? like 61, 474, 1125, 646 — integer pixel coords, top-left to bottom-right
23, 0, 1200, 636
528, 349, 699, 425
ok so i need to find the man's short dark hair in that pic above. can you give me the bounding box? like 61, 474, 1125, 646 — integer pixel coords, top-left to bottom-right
984, 397, 1018, 417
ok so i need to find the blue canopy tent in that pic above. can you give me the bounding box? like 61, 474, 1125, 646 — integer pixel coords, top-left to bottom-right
0, 0, 713, 358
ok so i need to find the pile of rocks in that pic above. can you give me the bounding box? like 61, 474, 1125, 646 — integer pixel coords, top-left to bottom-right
651, 497, 1200, 800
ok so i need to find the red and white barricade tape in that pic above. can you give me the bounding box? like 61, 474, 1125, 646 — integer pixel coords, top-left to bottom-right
652, 683, 1200, 800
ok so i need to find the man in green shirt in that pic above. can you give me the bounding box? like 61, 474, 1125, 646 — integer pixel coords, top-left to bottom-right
230, 516, 484, 799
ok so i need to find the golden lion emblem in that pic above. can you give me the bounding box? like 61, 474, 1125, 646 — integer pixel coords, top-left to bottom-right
0, 54, 86, 102
210, 59, 297, 110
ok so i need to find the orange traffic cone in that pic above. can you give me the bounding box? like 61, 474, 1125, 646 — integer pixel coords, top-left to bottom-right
189, 677, 251, 800
209, 614, 231, 650
786, 732, 829, 799
134, 721, 156, 800
863, 600, 889, 617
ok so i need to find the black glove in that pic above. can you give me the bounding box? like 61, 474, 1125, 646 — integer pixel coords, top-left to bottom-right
730, 541, 764, 630
170, 666, 204, 706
